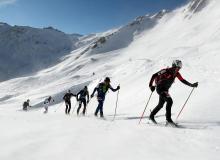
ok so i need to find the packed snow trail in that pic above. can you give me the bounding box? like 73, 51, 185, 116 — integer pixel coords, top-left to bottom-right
0, 110, 219, 160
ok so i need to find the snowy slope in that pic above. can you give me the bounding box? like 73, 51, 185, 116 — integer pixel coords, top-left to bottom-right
0, 24, 82, 81
0, 0, 220, 160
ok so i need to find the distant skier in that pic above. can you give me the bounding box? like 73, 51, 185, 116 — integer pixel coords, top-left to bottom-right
63, 90, 76, 114
76, 86, 90, 116
43, 96, 55, 113
91, 77, 120, 118
23, 99, 31, 111
149, 60, 198, 125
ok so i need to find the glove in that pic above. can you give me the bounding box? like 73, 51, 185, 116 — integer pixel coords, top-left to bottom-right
117, 86, 120, 90
191, 82, 198, 88
91, 94, 94, 98
150, 86, 155, 92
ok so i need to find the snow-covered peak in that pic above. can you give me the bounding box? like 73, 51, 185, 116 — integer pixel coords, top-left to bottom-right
0, 22, 10, 27
129, 9, 168, 26
150, 9, 169, 19
79, 10, 169, 56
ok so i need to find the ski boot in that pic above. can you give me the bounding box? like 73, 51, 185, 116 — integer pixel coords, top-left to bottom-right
149, 115, 157, 124
165, 119, 178, 127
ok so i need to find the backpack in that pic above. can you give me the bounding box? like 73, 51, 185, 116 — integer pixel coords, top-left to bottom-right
155, 68, 175, 85
98, 83, 109, 94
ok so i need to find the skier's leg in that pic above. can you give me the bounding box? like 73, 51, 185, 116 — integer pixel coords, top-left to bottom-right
163, 92, 173, 122
99, 100, 104, 117
77, 101, 82, 115
44, 105, 48, 113
65, 102, 68, 114
44, 106, 48, 113
82, 100, 87, 115
68, 102, 71, 114
95, 100, 103, 116
166, 97, 173, 122
94, 101, 100, 116
23, 106, 27, 111
150, 95, 165, 118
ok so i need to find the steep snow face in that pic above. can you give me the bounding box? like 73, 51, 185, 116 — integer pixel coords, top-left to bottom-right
87, 12, 168, 55
183, 0, 209, 18
0, 24, 81, 81
188, 0, 209, 13
0, 0, 220, 160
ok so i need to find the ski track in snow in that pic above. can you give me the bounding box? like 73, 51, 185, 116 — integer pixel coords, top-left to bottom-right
0, 111, 219, 160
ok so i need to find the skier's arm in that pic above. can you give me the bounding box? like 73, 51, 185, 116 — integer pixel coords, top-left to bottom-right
63, 94, 66, 100
109, 84, 120, 92
149, 72, 159, 92
149, 73, 158, 87
177, 72, 198, 87
91, 87, 97, 97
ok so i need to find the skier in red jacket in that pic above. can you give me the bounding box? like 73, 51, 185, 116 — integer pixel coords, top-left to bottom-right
149, 60, 198, 125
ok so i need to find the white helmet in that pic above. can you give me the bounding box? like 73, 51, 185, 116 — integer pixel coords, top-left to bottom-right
172, 60, 182, 68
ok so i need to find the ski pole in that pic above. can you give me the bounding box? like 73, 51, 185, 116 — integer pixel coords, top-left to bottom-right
138, 92, 153, 124
54, 102, 64, 112
112, 89, 120, 121
176, 88, 195, 121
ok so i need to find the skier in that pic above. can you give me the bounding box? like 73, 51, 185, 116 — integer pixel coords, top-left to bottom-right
76, 86, 89, 116
149, 60, 198, 125
23, 99, 31, 111
91, 77, 120, 118
63, 90, 76, 114
43, 96, 55, 113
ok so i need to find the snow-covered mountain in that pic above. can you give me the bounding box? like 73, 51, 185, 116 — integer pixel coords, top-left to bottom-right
0, 24, 82, 81
0, 0, 220, 160
0, 10, 167, 81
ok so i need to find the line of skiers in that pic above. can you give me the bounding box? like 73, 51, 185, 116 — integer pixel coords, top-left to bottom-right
22, 60, 198, 125
61, 77, 120, 117
22, 77, 120, 118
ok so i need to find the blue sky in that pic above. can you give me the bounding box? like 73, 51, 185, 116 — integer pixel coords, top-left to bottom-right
0, 0, 188, 34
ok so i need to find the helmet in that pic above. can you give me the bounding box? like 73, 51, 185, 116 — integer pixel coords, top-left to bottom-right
27, 99, 30, 102
172, 60, 182, 68
104, 77, 111, 83
84, 86, 88, 90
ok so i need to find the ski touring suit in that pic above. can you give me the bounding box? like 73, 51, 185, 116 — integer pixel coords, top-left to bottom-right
63, 92, 76, 114
43, 96, 54, 113
149, 67, 197, 123
76, 88, 89, 115
23, 100, 30, 111
91, 82, 119, 117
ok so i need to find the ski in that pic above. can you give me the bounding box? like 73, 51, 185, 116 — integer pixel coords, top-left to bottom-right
147, 121, 184, 128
